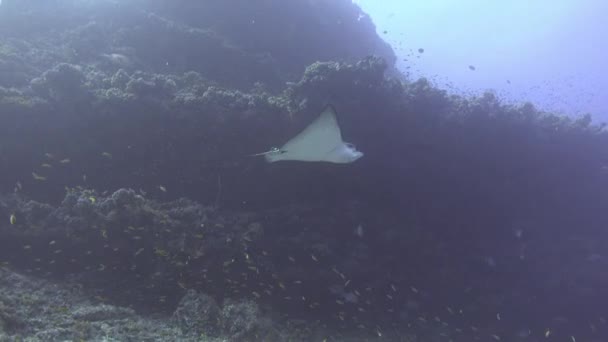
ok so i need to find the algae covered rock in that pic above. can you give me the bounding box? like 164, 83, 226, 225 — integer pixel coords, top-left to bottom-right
172, 290, 221, 337
30, 63, 88, 103
0, 86, 48, 114
71, 304, 135, 322
220, 299, 274, 341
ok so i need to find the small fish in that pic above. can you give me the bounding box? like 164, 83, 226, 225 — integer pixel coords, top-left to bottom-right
41, 163, 53, 168
59, 158, 70, 164
45, 153, 54, 159
354, 224, 364, 238
101, 152, 112, 159
418, 48, 424, 53
154, 248, 169, 257
158, 185, 167, 192
32, 172, 46, 181
9, 214, 16, 225
469, 65, 476, 71
514, 229, 523, 239
484, 256, 497, 267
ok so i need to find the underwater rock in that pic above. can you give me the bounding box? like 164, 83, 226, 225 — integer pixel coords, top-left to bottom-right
30, 63, 88, 102
200, 86, 280, 115
0, 58, 29, 87
0, 299, 22, 336
220, 299, 272, 341
1, 0, 396, 91
66, 21, 111, 60
172, 290, 220, 336
296, 56, 388, 93
146, 0, 397, 78
109, 69, 130, 89
286, 55, 404, 115
71, 304, 135, 322
0, 267, 206, 341
1, 1, 608, 340
0, 86, 48, 113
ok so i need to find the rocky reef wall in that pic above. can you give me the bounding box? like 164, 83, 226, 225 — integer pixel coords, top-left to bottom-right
1, 0, 608, 340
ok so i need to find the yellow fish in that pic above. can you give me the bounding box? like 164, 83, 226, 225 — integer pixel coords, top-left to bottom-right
9, 214, 16, 225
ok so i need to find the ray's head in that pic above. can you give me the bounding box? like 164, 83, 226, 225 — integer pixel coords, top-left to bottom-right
330, 143, 364, 163
264, 149, 287, 163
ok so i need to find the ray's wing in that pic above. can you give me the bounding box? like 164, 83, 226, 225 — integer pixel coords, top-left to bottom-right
279, 105, 343, 161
